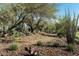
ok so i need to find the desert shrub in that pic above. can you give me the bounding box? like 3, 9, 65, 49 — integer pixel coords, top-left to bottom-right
75, 32, 79, 44
57, 28, 65, 38
9, 43, 18, 51
75, 36, 79, 39
36, 41, 43, 46
67, 44, 75, 52
76, 32, 79, 38
75, 38, 79, 44
53, 42, 59, 47
11, 30, 23, 42
47, 23, 56, 33
12, 30, 23, 37
12, 36, 19, 42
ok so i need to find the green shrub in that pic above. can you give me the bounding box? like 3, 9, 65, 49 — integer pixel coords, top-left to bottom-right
75, 38, 79, 44
12, 30, 23, 37
76, 32, 79, 39
9, 43, 18, 51
53, 43, 59, 47
36, 41, 42, 46
67, 44, 75, 52
57, 28, 65, 38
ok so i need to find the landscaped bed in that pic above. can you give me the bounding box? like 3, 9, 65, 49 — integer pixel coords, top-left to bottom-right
0, 33, 79, 56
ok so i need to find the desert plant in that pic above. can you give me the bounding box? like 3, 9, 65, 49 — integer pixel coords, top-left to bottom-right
56, 10, 79, 51
57, 28, 65, 38
67, 44, 75, 52
7, 4, 57, 33
57, 10, 79, 51
36, 41, 43, 46
75, 37, 79, 44
64, 11, 79, 45
12, 30, 23, 37
55, 18, 66, 37
9, 43, 18, 51
64, 11, 79, 52
53, 42, 59, 47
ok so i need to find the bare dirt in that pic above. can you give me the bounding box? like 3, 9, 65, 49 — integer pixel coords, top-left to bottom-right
0, 32, 79, 56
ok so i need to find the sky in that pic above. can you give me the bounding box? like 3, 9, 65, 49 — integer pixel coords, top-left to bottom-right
56, 3, 79, 25
56, 3, 79, 16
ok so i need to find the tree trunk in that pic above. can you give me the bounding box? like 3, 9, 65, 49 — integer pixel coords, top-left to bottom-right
27, 24, 34, 33
7, 13, 31, 33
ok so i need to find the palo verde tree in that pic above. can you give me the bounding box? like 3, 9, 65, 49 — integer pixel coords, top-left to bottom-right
6, 3, 57, 33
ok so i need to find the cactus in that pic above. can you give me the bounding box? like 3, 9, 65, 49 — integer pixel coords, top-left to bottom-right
64, 10, 79, 51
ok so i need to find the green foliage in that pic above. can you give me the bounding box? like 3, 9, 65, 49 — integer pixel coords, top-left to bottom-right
55, 18, 66, 37
7, 4, 57, 32
75, 38, 79, 44
67, 44, 75, 52
0, 3, 57, 35
0, 4, 57, 34
12, 30, 23, 37
76, 31, 79, 38
47, 23, 56, 33
57, 28, 65, 37
9, 43, 18, 51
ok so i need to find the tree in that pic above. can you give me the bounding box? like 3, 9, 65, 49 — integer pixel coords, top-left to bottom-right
55, 17, 66, 37
0, 8, 15, 36
7, 3, 57, 33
